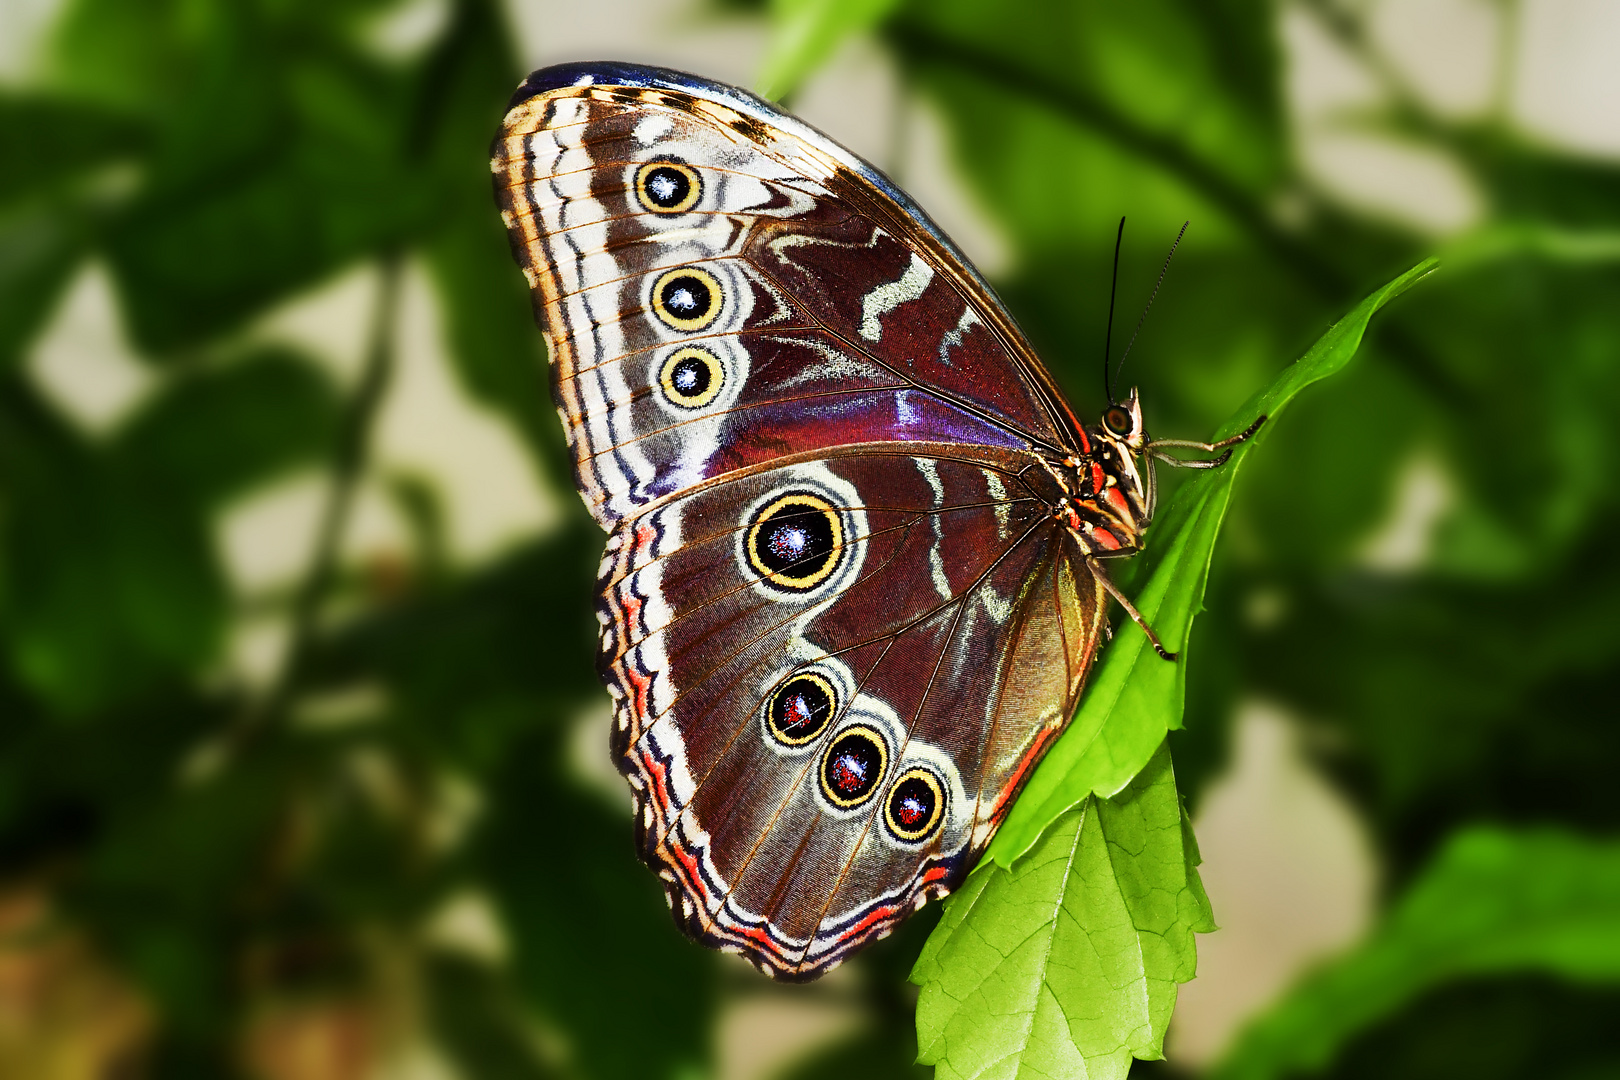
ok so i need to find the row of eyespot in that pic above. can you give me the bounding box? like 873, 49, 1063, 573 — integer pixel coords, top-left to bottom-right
634, 158, 732, 415
767, 670, 947, 843
634, 159, 942, 843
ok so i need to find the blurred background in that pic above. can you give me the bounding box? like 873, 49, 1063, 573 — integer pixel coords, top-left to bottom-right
2, 0, 1618, 1077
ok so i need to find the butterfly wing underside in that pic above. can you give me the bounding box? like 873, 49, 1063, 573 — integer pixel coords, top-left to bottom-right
493, 62, 1107, 978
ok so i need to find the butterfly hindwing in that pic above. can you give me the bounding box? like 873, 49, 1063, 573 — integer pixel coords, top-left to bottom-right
595, 447, 1105, 978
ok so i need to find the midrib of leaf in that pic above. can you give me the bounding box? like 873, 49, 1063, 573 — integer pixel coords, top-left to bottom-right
975, 806, 1088, 1080
1017, 803, 1087, 1076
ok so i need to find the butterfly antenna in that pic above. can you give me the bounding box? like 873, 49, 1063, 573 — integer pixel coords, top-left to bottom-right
1103, 216, 1125, 405
1114, 221, 1189, 392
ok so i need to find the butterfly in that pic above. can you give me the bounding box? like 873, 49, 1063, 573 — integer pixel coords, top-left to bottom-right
491, 62, 1259, 980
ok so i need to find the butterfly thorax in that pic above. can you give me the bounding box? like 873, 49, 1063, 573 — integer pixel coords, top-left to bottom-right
1048, 389, 1154, 558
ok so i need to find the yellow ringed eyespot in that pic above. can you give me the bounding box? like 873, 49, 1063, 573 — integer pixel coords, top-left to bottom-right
819, 725, 888, 809
884, 767, 946, 842
765, 672, 836, 746
658, 346, 724, 408
745, 492, 843, 592
635, 160, 701, 213
651, 266, 723, 332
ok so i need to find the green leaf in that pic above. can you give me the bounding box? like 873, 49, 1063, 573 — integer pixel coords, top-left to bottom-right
0, 382, 225, 713
117, 346, 339, 508
0, 201, 87, 369
756, 0, 902, 102
912, 741, 1212, 1080
478, 725, 719, 1080
987, 257, 1438, 866
0, 91, 148, 206
53, 0, 426, 352
1211, 827, 1620, 1080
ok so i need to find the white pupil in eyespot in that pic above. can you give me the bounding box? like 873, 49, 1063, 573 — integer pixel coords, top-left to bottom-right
675, 365, 699, 390
769, 525, 808, 560
649, 174, 678, 201
831, 753, 868, 789
783, 693, 812, 731
896, 793, 927, 824
669, 287, 696, 312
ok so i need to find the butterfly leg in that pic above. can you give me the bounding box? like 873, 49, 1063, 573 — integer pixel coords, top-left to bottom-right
1146, 415, 1267, 469
1087, 555, 1177, 662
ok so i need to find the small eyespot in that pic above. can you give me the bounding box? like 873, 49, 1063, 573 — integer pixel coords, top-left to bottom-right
658, 346, 723, 408
765, 672, 836, 746
745, 492, 844, 592
1104, 406, 1132, 436
651, 267, 723, 332
884, 768, 946, 842
635, 160, 701, 214
819, 725, 888, 809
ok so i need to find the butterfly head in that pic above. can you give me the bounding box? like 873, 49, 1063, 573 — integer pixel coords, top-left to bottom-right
1099, 387, 1147, 453
1051, 388, 1155, 556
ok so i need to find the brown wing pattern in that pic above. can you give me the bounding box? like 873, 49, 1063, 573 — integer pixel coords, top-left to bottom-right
595, 446, 1105, 979
492, 63, 1107, 979
492, 72, 1082, 529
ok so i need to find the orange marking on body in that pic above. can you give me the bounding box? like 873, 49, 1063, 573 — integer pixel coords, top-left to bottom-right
1105, 487, 1131, 519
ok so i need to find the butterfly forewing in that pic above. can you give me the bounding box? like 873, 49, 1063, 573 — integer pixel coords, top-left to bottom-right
493, 62, 1108, 979
493, 66, 1080, 529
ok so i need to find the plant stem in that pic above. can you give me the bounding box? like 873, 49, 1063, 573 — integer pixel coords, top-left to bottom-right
230, 249, 404, 747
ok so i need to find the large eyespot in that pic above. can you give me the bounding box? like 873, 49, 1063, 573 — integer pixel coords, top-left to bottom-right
819, 725, 888, 809
658, 346, 723, 409
884, 768, 946, 842
746, 492, 843, 592
765, 671, 836, 747
1103, 406, 1133, 436
651, 267, 723, 332
635, 160, 701, 214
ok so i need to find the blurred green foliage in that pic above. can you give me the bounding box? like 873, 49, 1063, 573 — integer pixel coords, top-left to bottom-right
1211, 827, 1620, 1080
1, 0, 1618, 1078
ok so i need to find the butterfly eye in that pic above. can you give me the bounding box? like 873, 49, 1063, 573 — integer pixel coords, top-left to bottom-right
652, 267, 724, 331
658, 346, 724, 408
884, 768, 946, 842
635, 160, 701, 214
766, 672, 836, 746
745, 492, 844, 592
819, 725, 888, 809
1103, 406, 1133, 436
